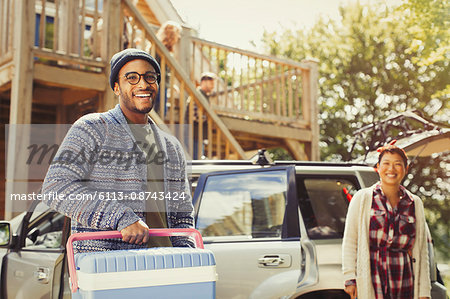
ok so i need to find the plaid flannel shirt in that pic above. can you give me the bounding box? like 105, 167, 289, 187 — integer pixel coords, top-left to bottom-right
368, 184, 416, 299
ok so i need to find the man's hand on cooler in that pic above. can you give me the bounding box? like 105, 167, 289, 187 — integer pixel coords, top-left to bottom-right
120, 220, 149, 245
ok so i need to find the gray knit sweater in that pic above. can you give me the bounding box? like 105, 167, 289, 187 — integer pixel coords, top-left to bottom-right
42, 104, 194, 252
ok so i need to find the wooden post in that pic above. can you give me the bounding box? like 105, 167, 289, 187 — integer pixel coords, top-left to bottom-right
288, 68, 293, 118
178, 82, 185, 146
285, 139, 308, 161
159, 56, 166, 117
254, 59, 257, 112
53, 0, 60, 52
5, 0, 35, 220
247, 57, 251, 112
268, 62, 273, 114
301, 68, 310, 125
190, 40, 195, 82
302, 59, 320, 161
294, 68, 300, 118
0, 0, 6, 56
240, 54, 244, 110
223, 51, 228, 108
188, 94, 194, 157
276, 64, 281, 116
68, 0, 81, 55
207, 118, 213, 158
58, 0, 68, 53
99, 0, 121, 112
80, 0, 86, 57
198, 107, 203, 159
216, 129, 221, 159
39, 0, 46, 48
260, 59, 264, 113
179, 26, 193, 76
225, 141, 230, 159
92, 0, 99, 58
216, 48, 220, 106
280, 65, 286, 116
231, 53, 235, 109
169, 76, 175, 128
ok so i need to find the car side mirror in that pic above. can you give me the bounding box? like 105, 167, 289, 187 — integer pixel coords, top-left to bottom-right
0, 222, 11, 247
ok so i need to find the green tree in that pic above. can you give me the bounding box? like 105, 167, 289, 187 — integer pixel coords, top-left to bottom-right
399, 0, 450, 115
262, 1, 448, 159
261, 1, 449, 258
406, 155, 450, 261
400, 0, 449, 65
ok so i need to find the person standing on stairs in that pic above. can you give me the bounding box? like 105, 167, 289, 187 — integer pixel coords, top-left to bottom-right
197, 72, 217, 101
192, 72, 217, 159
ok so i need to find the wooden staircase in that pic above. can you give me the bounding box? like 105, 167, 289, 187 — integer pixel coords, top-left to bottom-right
0, 0, 319, 218
189, 38, 319, 160
122, 0, 319, 160
0, 0, 318, 160
122, 1, 246, 159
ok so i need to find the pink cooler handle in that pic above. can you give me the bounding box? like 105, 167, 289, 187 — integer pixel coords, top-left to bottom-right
66, 228, 204, 293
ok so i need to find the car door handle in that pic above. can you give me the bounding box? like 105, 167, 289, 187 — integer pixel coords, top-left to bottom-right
258, 254, 291, 268
34, 267, 50, 284
259, 256, 283, 266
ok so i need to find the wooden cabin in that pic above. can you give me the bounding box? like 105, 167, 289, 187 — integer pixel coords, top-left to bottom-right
0, 0, 319, 219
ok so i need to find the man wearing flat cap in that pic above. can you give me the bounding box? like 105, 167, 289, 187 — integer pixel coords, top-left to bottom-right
42, 48, 194, 252
197, 72, 216, 101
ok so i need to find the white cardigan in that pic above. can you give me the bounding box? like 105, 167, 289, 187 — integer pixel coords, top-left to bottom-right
342, 185, 431, 299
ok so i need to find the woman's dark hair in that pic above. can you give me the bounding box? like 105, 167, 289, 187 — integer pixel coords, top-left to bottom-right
377, 145, 408, 168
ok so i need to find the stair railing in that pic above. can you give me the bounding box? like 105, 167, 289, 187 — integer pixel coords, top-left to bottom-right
121, 0, 246, 159
191, 37, 315, 128
31, 0, 106, 70
0, 0, 14, 66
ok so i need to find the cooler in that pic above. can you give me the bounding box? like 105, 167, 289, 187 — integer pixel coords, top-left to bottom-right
67, 229, 217, 298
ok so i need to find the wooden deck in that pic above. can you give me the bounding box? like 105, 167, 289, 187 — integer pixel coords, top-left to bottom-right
0, 0, 319, 219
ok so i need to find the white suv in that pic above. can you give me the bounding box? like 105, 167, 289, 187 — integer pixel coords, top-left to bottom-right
0, 157, 446, 298
190, 157, 447, 299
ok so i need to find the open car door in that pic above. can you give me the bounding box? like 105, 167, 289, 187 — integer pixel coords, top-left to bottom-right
193, 166, 302, 299
1, 202, 71, 299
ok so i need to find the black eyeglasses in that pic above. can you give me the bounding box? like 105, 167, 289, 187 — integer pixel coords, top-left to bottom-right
123, 71, 159, 85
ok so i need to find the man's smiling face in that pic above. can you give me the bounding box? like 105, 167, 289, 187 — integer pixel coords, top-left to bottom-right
114, 59, 158, 123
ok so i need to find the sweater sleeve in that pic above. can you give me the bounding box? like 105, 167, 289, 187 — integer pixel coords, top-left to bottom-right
342, 189, 363, 283
416, 196, 432, 298
42, 117, 140, 230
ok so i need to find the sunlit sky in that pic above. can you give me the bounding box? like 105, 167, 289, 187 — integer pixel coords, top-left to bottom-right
169, 0, 401, 51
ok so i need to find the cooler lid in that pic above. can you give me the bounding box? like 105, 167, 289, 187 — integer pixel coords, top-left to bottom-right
75, 247, 216, 273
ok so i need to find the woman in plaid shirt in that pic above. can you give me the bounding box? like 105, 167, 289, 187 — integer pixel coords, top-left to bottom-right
342, 142, 431, 299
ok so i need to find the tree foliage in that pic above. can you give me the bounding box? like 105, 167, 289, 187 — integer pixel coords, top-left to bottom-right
261, 1, 449, 259
399, 0, 450, 103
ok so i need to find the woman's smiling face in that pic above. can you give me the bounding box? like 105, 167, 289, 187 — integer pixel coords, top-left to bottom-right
377, 152, 408, 187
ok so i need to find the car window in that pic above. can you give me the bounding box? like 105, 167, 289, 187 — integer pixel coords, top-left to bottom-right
297, 176, 359, 239
359, 170, 379, 188
25, 212, 66, 249
196, 169, 288, 239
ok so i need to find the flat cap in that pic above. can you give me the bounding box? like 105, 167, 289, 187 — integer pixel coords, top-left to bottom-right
109, 48, 161, 90
200, 72, 216, 81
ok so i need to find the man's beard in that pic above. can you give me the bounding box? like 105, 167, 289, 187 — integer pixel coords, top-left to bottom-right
119, 84, 155, 114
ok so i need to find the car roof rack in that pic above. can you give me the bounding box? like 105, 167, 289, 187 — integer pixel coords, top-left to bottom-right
189, 159, 369, 167
349, 110, 449, 163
